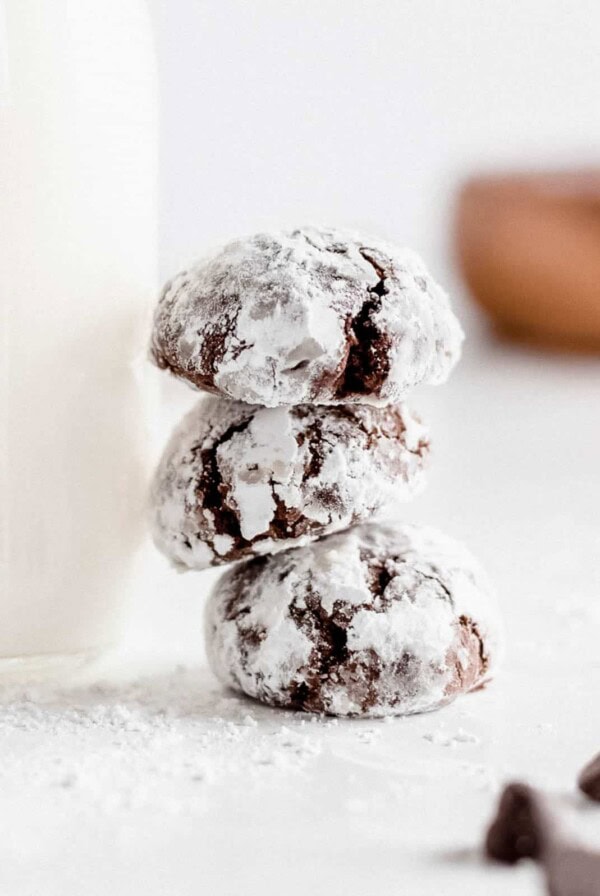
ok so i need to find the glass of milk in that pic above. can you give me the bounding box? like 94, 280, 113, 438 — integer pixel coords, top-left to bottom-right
0, 1, 157, 672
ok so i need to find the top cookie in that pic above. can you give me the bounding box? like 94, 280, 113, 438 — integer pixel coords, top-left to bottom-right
150, 227, 463, 407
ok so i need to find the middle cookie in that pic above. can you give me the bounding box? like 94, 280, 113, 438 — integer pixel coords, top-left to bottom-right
151, 396, 429, 569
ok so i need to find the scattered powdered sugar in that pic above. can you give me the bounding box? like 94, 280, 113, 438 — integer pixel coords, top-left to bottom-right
0, 664, 329, 817
0, 658, 499, 833
205, 522, 502, 718
356, 727, 383, 745
150, 226, 463, 407
423, 727, 481, 747
151, 397, 429, 569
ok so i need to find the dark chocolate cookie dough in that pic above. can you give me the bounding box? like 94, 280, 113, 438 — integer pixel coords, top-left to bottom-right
151, 397, 429, 569
150, 227, 463, 407
205, 522, 500, 717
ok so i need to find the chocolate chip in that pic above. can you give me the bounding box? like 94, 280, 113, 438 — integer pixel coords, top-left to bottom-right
485, 782, 550, 864
486, 782, 600, 896
578, 753, 600, 803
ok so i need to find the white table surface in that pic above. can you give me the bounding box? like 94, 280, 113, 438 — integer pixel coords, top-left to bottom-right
1, 307, 599, 896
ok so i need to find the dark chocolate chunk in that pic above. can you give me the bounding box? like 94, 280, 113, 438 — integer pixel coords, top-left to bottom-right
486, 781, 600, 896
485, 782, 551, 864
578, 753, 600, 803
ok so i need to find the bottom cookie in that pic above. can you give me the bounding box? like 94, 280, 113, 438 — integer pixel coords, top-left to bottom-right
205, 522, 501, 717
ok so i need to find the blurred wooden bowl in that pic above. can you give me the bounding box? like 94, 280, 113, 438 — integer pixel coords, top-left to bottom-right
454, 169, 600, 349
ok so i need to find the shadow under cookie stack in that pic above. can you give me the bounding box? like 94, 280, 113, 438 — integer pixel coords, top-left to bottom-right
149, 227, 501, 718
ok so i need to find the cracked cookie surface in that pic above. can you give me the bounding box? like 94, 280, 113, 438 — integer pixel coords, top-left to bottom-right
205, 523, 501, 717
150, 226, 464, 407
151, 397, 429, 569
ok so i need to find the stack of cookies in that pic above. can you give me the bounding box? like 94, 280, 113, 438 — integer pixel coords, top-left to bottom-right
149, 227, 501, 718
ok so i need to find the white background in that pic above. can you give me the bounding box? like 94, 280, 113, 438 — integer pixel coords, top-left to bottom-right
148, 0, 600, 280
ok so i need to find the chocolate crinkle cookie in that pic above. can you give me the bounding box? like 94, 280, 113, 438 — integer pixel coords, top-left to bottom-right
151, 397, 429, 570
205, 523, 501, 717
150, 226, 464, 407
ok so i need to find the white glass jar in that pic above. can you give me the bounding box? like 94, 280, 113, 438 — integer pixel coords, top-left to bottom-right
0, 0, 157, 670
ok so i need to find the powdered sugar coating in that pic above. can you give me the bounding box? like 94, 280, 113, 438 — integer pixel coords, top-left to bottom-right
205, 523, 501, 718
151, 397, 429, 570
150, 227, 464, 407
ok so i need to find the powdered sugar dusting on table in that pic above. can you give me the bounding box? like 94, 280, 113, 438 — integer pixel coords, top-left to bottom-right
0, 666, 330, 817
0, 659, 499, 826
